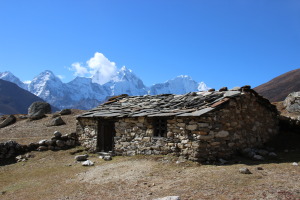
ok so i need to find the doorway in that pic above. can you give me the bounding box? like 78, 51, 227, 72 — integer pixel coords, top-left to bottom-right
97, 120, 115, 152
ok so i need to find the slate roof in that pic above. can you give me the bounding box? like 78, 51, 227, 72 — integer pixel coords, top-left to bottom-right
78, 86, 274, 118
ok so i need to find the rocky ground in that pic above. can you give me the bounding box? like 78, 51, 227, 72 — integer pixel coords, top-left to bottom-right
0, 148, 300, 200
0, 109, 300, 200
0, 109, 84, 144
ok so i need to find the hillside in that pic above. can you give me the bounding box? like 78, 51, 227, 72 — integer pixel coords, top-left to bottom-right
254, 68, 300, 102
0, 80, 47, 115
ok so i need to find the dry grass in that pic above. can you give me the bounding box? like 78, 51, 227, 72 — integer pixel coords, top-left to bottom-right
0, 109, 84, 144
0, 148, 300, 200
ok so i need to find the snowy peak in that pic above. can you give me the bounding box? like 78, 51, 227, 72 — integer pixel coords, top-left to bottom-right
198, 82, 209, 91
104, 66, 148, 96
0, 71, 27, 90
28, 70, 64, 99
115, 67, 145, 88
0, 69, 209, 110
31, 70, 61, 83
116, 66, 133, 80
149, 75, 209, 95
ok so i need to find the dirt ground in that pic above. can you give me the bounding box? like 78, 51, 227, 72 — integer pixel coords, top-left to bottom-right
0, 109, 300, 200
0, 149, 300, 200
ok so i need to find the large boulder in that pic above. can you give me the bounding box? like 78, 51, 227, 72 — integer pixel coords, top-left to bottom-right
283, 92, 300, 113
0, 115, 16, 128
47, 117, 66, 126
28, 102, 51, 120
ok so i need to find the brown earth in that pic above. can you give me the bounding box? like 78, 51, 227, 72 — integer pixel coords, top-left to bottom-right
0, 109, 300, 200
0, 109, 85, 144
254, 68, 300, 102
0, 149, 300, 200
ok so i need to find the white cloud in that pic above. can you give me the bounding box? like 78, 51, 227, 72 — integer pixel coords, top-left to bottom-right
87, 52, 117, 84
70, 52, 118, 85
70, 62, 89, 77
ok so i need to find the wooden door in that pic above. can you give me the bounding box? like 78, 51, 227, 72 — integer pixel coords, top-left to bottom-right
97, 120, 115, 152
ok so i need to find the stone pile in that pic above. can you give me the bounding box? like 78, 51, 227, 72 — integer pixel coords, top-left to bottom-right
36, 131, 78, 151
0, 141, 25, 160
0, 131, 79, 160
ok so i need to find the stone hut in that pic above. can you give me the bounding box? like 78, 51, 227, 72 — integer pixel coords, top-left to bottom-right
76, 86, 279, 161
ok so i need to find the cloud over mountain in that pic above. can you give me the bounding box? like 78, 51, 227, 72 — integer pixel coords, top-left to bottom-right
70, 52, 117, 85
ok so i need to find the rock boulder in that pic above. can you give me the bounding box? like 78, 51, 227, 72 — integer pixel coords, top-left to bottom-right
0, 115, 16, 128
47, 117, 66, 126
283, 91, 300, 113
28, 101, 51, 120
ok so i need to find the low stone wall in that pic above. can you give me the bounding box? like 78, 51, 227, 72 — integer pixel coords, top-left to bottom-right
0, 141, 26, 160
0, 132, 79, 161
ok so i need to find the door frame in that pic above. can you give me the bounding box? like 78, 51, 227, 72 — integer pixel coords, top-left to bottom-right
97, 119, 116, 152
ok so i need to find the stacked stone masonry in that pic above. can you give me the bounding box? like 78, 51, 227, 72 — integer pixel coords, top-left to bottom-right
77, 87, 278, 161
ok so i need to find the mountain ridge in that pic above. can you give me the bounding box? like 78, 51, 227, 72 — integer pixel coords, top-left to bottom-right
254, 68, 300, 102
0, 69, 209, 110
0, 79, 49, 115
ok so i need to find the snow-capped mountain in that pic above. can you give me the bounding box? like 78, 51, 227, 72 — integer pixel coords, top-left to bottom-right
149, 75, 209, 95
0, 69, 209, 110
28, 70, 67, 106
65, 77, 109, 109
0, 71, 28, 90
103, 66, 148, 96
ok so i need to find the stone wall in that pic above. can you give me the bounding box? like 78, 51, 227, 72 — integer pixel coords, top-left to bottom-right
77, 92, 278, 161
76, 118, 98, 152
0, 132, 79, 161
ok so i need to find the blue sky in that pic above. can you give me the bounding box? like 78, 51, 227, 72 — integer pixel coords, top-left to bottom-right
0, 0, 299, 89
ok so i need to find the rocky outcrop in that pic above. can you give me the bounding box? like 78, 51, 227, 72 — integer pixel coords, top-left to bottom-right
28, 101, 51, 120
283, 91, 300, 113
